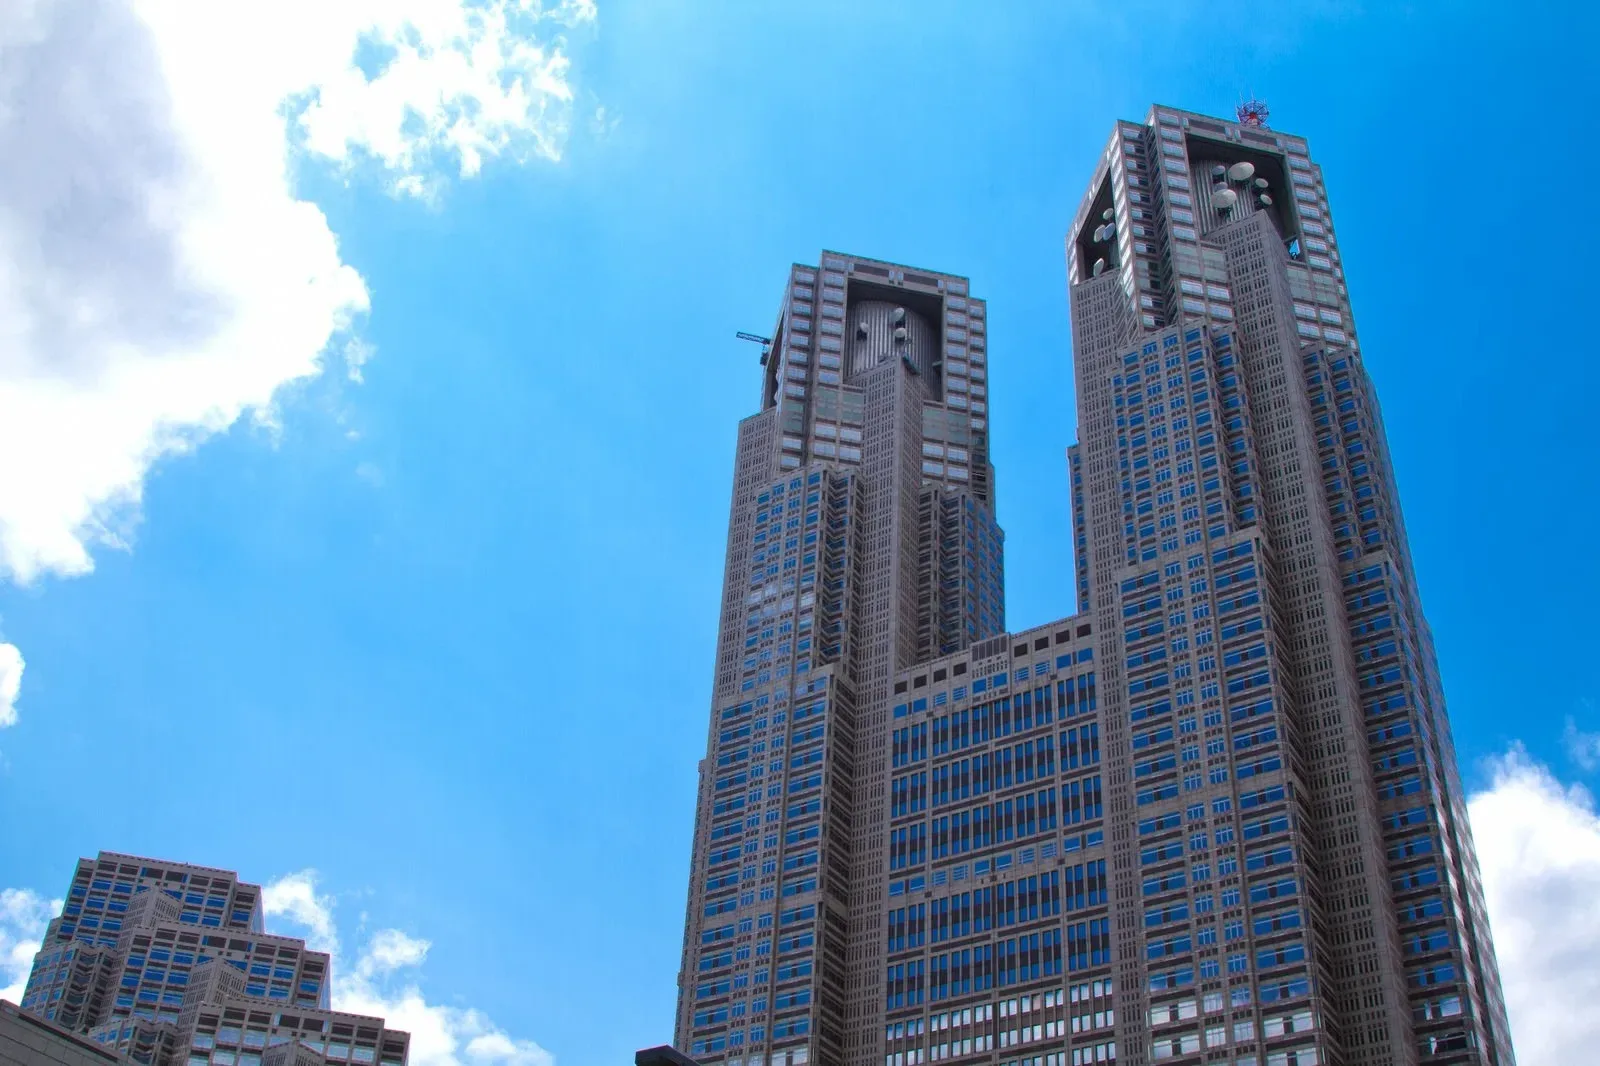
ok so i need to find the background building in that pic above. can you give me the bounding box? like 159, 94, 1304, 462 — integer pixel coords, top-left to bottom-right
676, 104, 1510, 1066
15, 852, 409, 1066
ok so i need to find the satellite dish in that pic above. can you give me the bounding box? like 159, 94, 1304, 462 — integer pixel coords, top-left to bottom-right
1101, 208, 1114, 221
1096, 224, 1114, 242
857, 321, 869, 337
1214, 188, 1239, 210
892, 307, 906, 324
894, 326, 908, 341
1257, 193, 1273, 206
1211, 164, 1226, 179
1228, 161, 1256, 182
1092, 258, 1107, 277
1253, 177, 1269, 189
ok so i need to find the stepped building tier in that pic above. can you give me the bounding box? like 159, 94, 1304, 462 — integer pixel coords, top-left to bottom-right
14, 852, 409, 1066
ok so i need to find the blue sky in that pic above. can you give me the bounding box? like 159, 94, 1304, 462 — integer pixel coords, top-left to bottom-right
2, 2, 1598, 1065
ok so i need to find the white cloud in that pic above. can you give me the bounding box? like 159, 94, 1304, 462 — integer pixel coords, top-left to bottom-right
264, 871, 552, 1066
289, 0, 597, 198
0, 642, 21, 728
260, 870, 340, 955
344, 338, 376, 384
357, 929, 431, 978
0, 887, 59, 1004
0, 0, 594, 583
1562, 712, 1600, 772
0, 0, 364, 585
1469, 746, 1600, 1066
0, 0, 595, 721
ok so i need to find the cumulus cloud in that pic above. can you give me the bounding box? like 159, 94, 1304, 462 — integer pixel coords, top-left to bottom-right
0, 0, 593, 584
0, 642, 21, 728
264, 871, 552, 1066
1468, 746, 1600, 1066
0, 0, 594, 719
0, 887, 59, 1004
289, 0, 597, 198
261, 870, 340, 955
0, 0, 361, 584
357, 929, 432, 978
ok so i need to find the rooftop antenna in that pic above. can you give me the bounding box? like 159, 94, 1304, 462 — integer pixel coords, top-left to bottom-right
737, 330, 773, 364
1236, 97, 1270, 128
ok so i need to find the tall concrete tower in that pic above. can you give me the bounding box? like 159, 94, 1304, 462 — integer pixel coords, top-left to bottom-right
1063, 103, 1511, 1066
675, 255, 1005, 1066
676, 102, 1512, 1066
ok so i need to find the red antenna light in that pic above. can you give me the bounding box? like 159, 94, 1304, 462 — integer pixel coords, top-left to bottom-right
1236, 98, 1270, 128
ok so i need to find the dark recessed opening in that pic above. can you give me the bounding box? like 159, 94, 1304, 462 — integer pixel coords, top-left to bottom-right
1074, 168, 1119, 281
1184, 133, 1299, 243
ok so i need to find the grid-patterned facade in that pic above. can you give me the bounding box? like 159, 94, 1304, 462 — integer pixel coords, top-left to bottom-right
1063, 106, 1511, 1066
676, 255, 1004, 1066
17, 852, 409, 1066
884, 622, 1115, 1066
676, 105, 1509, 1066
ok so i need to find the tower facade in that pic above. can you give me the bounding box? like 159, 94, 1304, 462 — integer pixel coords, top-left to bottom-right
16, 851, 410, 1066
677, 105, 1511, 1066
675, 255, 1005, 1066
1062, 105, 1511, 1066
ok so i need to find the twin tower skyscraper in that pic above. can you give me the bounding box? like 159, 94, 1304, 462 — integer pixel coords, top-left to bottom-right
672, 105, 1513, 1066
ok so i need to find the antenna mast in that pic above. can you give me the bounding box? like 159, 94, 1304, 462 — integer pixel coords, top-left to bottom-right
1236, 97, 1271, 128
